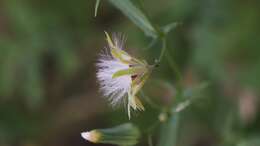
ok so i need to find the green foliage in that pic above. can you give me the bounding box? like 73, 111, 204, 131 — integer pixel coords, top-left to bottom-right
0, 0, 82, 105
108, 0, 157, 38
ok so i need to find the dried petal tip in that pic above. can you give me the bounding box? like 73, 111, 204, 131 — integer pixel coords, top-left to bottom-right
81, 130, 101, 143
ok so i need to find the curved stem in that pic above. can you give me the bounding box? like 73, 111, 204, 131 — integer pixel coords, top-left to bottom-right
145, 119, 160, 134
158, 38, 183, 95
140, 90, 163, 110
158, 38, 167, 62
165, 49, 183, 94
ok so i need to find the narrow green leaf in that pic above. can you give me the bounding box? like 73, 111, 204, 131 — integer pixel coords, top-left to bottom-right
108, 0, 157, 38
157, 114, 179, 146
112, 67, 144, 78
94, 0, 101, 17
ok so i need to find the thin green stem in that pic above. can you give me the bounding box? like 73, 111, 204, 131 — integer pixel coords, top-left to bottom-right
140, 90, 162, 110
145, 120, 160, 134
158, 38, 167, 62
144, 38, 157, 50
165, 49, 183, 94
158, 37, 183, 96
148, 135, 154, 146
165, 52, 182, 83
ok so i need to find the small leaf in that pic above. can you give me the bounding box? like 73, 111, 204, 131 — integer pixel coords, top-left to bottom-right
94, 0, 101, 17
108, 0, 157, 38
112, 67, 144, 78
162, 22, 180, 34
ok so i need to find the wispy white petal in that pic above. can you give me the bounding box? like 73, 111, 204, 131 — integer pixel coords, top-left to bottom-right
97, 51, 131, 106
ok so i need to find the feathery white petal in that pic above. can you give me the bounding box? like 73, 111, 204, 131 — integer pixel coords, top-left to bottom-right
97, 53, 131, 106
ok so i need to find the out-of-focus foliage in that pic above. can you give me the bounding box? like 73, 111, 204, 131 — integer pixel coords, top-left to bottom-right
108, 0, 157, 38
0, 0, 88, 106
0, 0, 260, 146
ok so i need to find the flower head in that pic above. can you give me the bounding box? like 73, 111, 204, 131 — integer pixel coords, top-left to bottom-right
97, 32, 152, 119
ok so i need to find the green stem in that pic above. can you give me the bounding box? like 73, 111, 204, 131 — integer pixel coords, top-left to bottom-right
157, 113, 180, 146
165, 50, 182, 84
165, 49, 183, 95
148, 135, 154, 146
158, 38, 167, 62
145, 119, 160, 134
140, 90, 162, 110
158, 38, 183, 96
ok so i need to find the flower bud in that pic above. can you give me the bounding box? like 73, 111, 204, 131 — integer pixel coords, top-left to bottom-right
81, 130, 101, 143
158, 112, 168, 122
81, 123, 140, 146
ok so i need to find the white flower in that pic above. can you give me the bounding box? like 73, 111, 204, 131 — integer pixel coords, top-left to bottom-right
97, 53, 132, 106
97, 32, 152, 119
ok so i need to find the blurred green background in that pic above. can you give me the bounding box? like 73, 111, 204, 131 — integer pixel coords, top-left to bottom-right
0, 0, 260, 146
